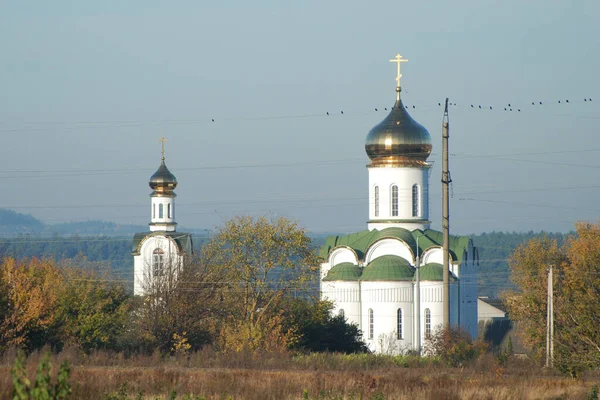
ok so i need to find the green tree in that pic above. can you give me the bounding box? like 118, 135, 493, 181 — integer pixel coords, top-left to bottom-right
281, 298, 368, 353
56, 266, 130, 352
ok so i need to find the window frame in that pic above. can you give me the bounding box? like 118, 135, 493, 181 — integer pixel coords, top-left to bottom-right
374, 186, 379, 217
368, 308, 374, 340
391, 185, 398, 216
425, 308, 431, 337
152, 248, 165, 277
397, 308, 403, 339
412, 184, 420, 217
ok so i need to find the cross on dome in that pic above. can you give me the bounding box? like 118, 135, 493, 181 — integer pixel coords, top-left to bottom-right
389, 54, 408, 99
158, 136, 167, 161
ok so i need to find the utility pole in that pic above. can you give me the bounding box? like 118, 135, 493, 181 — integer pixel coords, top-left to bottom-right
415, 234, 421, 353
442, 98, 451, 327
546, 265, 554, 368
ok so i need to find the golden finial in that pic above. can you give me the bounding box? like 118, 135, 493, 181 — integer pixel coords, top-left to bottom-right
389, 54, 408, 100
158, 137, 167, 161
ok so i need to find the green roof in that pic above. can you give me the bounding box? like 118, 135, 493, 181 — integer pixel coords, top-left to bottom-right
319, 227, 470, 263
323, 262, 362, 281
418, 263, 457, 281
361, 255, 414, 281
132, 232, 194, 256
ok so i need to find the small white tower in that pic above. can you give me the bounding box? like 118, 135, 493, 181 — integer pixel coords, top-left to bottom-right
149, 137, 177, 232
365, 54, 432, 231
132, 138, 193, 296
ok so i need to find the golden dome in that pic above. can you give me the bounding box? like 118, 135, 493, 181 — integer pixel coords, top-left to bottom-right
149, 158, 177, 196
365, 89, 432, 167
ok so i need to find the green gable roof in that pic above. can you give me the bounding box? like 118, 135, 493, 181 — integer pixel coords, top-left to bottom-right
319, 227, 470, 263
418, 262, 457, 281
323, 262, 362, 281
132, 231, 194, 256
361, 255, 414, 281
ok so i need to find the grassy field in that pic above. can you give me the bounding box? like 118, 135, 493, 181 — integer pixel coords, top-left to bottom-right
2, 348, 599, 400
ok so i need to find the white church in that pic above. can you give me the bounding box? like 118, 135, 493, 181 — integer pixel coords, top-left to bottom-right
319, 55, 478, 353
132, 140, 193, 296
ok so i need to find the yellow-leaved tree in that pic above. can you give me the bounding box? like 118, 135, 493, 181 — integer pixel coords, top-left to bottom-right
203, 216, 319, 352
504, 221, 600, 375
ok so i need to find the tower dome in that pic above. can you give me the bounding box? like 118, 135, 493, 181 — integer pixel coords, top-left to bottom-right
149, 159, 177, 195
365, 90, 432, 167
365, 54, 431, 167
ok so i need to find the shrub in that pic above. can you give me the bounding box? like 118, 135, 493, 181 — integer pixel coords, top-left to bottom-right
423, 326, 487, 367
11, 351, 71, 399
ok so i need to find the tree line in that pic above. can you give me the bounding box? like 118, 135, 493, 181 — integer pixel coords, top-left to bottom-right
0, 216, 366, 355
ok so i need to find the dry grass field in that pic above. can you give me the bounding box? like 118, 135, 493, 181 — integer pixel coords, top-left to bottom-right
2, 348, 599, 400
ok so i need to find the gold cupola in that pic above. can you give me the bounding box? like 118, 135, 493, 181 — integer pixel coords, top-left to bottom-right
149, 137, 177, 196
365, 54, 432, 167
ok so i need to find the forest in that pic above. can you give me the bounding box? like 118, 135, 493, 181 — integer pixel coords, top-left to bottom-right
0, 209, 573, 298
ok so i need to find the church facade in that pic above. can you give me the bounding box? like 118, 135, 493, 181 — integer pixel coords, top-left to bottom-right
320, 55, 478, 353
132, 141, 193, 296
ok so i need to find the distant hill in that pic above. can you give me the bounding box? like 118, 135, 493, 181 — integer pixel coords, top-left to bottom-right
0, 209, 45, 234
0, 209, 206, 237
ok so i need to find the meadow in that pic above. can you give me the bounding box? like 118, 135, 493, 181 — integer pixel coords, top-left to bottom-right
2, 348, 599, 400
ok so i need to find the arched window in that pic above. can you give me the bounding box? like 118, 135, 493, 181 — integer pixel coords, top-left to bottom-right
391, 185, 398, 216
152, 248, 165, 277
412, 184, 420, 217
397, 309, 403, 339
159, 204, 164, 218
339, 309, 345, 318
374, 186, 379, 217
425, 308, 431, 337
368, 308, 374, 339
167, 203, 171, 219
153, 204, 156, 219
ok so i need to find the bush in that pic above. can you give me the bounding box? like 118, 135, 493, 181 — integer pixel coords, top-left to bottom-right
11, 351, 71, 399
423, 326, 487, 367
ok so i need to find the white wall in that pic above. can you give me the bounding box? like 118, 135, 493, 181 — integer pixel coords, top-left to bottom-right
361, 281, 414, 353
321, 280, 361, 329
367, 166, 430, 231
133, 235, 182, 296
150, 194, 176, 232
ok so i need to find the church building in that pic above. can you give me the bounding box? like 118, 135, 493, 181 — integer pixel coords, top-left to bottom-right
319, 55, 478, 353
132, 139, 193, 296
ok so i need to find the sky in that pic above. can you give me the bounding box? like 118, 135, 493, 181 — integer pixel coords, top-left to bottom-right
1, 0, 599, 235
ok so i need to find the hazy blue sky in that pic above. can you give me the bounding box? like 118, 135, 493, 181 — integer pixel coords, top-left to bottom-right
1, 0, 599, 234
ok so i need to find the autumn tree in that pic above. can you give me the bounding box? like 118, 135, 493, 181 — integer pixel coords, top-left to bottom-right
131, 253, 229, 353
204, 216, 319, 351
504, 221, 600, 374
0, 258, 63, 350
0, 257, 130, 352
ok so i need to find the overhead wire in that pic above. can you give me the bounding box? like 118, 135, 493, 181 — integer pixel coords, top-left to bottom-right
0, 95, 595, 133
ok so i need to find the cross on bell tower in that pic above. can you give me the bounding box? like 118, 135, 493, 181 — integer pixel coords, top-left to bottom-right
159, 136, 167, 161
